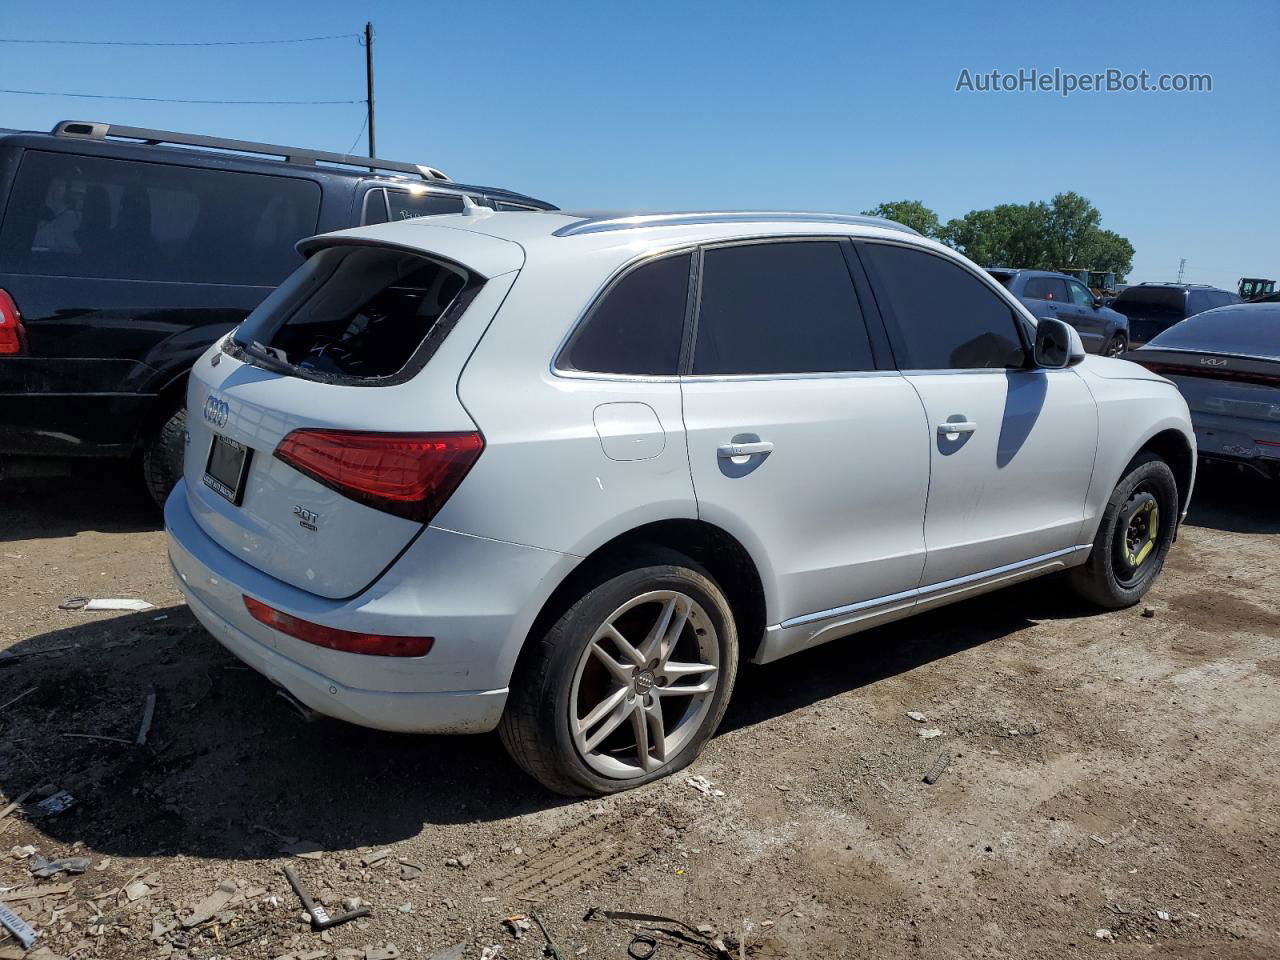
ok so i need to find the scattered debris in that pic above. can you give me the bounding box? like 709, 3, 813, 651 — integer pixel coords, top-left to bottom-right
444, 854, 474, 869
365, 945, 400, 960
58, 596, 154, 611
0, 790, 35, 824
29, 856, 90, 879
361, 849, 394, 867
1095, 929, 1114, 941
181, 878, 237, 927
1156, 910, 1171, 921
531, 912, 566, 960
922, 753, 951, 785
479, 947, 502, 960
504, 914, 532, 939
685, 775, 724, 797
285, 865, 370, 931
0, 688, 36, 713
31, 791, 75, 817
918, 728, 943, 739
1142, 606, 1156, 618
1090, 835, 1110, 847
398, 859, 423, 881
586, 908, 732, 959
125, 880, 159, 902
628, 933, 659, 959
8, 845, 37, 860
135, 689, 157, 745
3, 884, 73, 902
428, 946, 465, 960
0, 899, 38, 950
282, 840, 325, 860
905, 711, 927, 722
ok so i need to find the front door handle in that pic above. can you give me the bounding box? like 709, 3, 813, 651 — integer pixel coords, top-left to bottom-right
937, 421, 977, 435
717, 440, 774, 458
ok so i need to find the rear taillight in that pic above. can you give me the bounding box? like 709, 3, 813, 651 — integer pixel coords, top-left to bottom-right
1135, 359, 1280, 388
0, 289, 26, 355
243, 595, 433, 657
273, 429, 484, 523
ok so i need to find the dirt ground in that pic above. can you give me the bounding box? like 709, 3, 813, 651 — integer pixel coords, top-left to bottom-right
0, 462, 1277, 960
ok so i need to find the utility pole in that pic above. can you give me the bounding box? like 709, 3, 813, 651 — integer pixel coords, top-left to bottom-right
364, 21, 376, 162
1176, 257, 1186, 284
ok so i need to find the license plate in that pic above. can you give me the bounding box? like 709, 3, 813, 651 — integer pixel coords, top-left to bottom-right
203, 433, 252, 505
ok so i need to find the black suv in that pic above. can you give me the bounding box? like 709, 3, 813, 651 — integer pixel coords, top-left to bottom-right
1109, 282, 1241, 345
0, 120, 556, 503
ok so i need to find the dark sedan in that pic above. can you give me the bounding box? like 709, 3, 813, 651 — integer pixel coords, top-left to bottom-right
1128, 303, 1280, 478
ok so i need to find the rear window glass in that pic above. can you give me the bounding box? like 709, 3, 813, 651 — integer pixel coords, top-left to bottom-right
561, 252, 691, 376
1148, 306, 1280, 360
0, 150, 320, 285
234, 245, 472, 381
1112, 287, 1186, 313
1024, 276, 1069, 301
386, 190, 464, 220
693, 241, 874, 375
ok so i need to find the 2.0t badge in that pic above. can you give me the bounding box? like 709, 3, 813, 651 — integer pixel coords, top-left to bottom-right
293, 505, 319, 532
203, 395, 230, 428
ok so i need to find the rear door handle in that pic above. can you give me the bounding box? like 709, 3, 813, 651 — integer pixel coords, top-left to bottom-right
938, 421, 977, 434
717, 440, 774, 458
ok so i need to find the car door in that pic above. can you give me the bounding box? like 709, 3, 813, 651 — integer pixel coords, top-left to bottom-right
856, 240, 1099, 592
680, 239, 930, 637
1064, 278, 1106, 350
1022, 275, 1070, 323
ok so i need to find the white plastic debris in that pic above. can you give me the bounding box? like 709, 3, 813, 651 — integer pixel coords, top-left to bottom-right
1157, 910, 1171, 921
918, 728, 944, 739
1095, 929, 1114, 941
85, 598, 154, 612
686, 775, 725, 797
906, 711, 927, 722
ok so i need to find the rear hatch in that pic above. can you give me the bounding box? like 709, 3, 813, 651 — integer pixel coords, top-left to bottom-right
183, 228, 522, 599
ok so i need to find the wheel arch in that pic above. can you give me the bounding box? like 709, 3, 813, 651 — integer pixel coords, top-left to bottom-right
519, 518, 769, 668
1133, 426, 1195, 519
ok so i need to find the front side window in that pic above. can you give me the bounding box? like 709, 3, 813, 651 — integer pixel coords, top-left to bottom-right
0, 150, 320, 286
385, 190, 465, 220
861, 242, 1027, 370
560, 252, 691, 376
692, 241, 874, 375
1067, 281, 1095, 306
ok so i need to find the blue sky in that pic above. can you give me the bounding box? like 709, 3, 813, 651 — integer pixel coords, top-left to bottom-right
2, 0, 1276, 289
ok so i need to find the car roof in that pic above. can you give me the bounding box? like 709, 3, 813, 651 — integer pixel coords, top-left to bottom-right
305, 209, 941, 276
986, 268, 1080, 280
0, 125, 556, 209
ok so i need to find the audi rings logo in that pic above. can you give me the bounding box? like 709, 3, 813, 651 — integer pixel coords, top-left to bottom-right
203, 395, 230, 428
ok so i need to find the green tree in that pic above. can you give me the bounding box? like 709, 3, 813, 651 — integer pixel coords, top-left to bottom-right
1043, 191, 1102, 269
861, 200, 942, 239
1081, 228, 1134, 279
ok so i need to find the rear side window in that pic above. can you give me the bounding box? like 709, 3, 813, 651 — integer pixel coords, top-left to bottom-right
693, 241, 873, 375
561, 253, 691, 375
234, 245, 472, 382
861, 243, 1026, 370
385, 190, 464, 220
1024, 276, 1069, 302
0, 150, 320, 285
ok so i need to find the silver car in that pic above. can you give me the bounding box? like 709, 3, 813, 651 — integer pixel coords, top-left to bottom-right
1129, 302, 1280, 478
165, 209, 1196, 795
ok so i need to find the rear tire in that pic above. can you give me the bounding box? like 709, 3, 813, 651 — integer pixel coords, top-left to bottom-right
499, 551, 738, 796
142, 405, 186, 508
1070, 452, 1178, 608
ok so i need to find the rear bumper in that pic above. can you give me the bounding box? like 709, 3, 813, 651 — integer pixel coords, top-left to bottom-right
164, 479, 578, 734
1193, 415, 1280, 472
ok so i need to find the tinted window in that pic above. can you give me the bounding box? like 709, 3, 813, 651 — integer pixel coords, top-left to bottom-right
861, 243, 1027, 369
1067, 281, 1095, 306
1024, 276, 1069, 302
361, 189, 390, 225
493, 200, 536, 212
693, 242, 873, 375
1113, 287, 1185, 313
1147, 305, 1280, 360
0, 150, 320, 285
385, 190, 464, 220
562, 253, 691, 375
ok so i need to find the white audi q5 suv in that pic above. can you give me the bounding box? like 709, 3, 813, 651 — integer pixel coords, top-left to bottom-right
165, 207, 1195, 795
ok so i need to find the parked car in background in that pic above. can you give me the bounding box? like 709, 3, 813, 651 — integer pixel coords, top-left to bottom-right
1128, 302, 1279, 479
1109, 282, 1241, 346
987, 267, 1130, 355
0, 120, 556, 503
166, 209, 1195, 795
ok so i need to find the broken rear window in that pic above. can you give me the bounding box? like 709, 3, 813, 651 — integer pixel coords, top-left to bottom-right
232, 245, 477, 384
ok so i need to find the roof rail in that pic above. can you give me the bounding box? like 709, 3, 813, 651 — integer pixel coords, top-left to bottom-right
50, 120, 450, 182
552, 211, 921, 239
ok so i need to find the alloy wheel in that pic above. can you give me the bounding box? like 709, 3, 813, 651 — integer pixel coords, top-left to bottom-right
568, 590, 719, 779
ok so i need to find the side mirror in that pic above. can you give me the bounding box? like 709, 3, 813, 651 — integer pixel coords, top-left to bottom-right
1092, 296, 1103, 309
1034, 317, 1086, 368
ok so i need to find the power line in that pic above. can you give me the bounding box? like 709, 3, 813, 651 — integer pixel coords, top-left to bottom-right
0, 33, 357, 47
0, 88, 361, 105
346, 112, 370, 156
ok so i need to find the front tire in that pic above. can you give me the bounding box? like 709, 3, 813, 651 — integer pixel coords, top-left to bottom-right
142, 405, 186, 508
499, 553, 738, 796
1070, 452, 1178, 608
1102, 333, 1129, 357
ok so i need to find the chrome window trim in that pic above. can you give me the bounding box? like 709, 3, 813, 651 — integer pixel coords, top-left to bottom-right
553, 211, 920, 239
